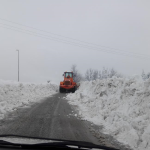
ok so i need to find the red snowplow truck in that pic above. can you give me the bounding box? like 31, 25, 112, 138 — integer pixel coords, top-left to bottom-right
59, 71, 77, 93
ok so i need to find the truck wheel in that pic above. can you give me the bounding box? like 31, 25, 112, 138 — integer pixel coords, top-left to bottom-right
75, 86, 77, 91
59, 87, 62, 93
72, 87, 75, 93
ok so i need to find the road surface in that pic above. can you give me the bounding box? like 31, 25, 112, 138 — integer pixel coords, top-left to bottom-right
0, 93, 129, 149
0, 93, 101, 145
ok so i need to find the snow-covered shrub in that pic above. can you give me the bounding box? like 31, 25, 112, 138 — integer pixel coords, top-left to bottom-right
142, 70, 150, 80
85, 67, 122, 81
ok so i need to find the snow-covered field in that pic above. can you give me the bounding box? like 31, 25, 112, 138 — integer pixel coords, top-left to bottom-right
66, 76, 150, 150
0, 79, 58, 120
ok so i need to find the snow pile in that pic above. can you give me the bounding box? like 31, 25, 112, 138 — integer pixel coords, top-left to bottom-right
66, 76, 150, 150
0, 79, 58, 119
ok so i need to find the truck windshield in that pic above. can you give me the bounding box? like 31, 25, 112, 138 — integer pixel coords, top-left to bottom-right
65, 72, 72, 78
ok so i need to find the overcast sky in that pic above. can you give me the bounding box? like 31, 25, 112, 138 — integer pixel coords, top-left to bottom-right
0, 0, 149, 84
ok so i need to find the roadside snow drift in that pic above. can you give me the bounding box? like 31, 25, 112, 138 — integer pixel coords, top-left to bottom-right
0, 79, 58, 119
66, 76, 150, 150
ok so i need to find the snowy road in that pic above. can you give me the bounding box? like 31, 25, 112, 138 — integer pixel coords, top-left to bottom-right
0, 93, 102, 145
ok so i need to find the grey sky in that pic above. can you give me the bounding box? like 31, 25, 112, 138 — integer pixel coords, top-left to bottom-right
0, 0, 149, 84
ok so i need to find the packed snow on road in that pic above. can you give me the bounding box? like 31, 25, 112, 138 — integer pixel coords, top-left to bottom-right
66, 76, 150, 150
0, 79, 58, 120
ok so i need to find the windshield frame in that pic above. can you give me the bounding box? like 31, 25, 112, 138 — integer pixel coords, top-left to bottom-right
65, 72, 73, 78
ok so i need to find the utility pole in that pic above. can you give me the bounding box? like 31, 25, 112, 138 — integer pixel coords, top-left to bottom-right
16, 50, 19, 82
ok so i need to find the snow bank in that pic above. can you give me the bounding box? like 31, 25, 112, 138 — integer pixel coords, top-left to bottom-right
66, 76, 150, 150
0, 79, 58, 119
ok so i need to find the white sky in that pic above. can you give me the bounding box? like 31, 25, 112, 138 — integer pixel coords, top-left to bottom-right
0, 0, 149, 84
